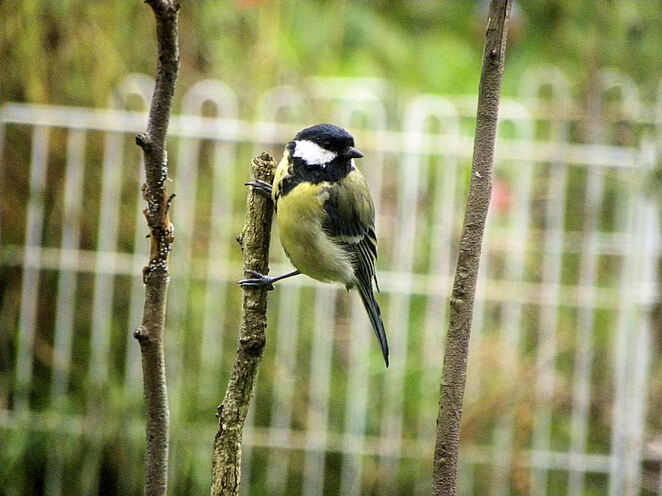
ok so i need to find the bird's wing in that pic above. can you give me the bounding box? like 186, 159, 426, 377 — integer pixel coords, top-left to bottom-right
321, 170, 378, 289
321, 169, 388, 365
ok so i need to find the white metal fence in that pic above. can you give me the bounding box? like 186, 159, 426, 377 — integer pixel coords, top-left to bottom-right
0, 67, 660, 495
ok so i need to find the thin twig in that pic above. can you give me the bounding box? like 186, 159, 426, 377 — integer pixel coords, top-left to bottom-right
134, 1, 180, 495
433, 1, 512, 495
210, 153, 276, 496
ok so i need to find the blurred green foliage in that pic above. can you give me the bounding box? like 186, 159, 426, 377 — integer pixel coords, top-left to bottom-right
3, 1, 662, 108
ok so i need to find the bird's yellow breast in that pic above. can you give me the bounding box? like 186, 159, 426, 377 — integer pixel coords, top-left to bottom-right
275, 181, 354, 284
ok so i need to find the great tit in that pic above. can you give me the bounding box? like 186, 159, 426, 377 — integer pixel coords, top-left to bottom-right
240, 124, 389, 367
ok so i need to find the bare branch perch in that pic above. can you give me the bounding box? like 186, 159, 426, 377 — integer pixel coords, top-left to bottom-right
433, 1, 512, 495
210, 153, 276, 496
134, 1, 180, 495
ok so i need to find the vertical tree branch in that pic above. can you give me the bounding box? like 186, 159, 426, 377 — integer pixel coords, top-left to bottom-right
133, 1, 179, 495
210, 153, 276, 496
433, 1, 512, 495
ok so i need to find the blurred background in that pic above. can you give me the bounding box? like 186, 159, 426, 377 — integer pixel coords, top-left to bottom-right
1, 1, 662, 495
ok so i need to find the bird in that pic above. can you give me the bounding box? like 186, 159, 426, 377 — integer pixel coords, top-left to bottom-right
240, 124, 389, 367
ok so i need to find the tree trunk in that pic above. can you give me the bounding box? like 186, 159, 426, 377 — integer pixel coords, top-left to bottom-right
433, 2, 512, 495
133, 1, 180, 495
210, 153, 276, 496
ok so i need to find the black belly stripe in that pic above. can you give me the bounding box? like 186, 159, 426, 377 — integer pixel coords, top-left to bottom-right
278, 175, 304, 199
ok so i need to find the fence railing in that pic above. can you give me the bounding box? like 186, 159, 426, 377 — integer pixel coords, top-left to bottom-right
0, 66, 660, 496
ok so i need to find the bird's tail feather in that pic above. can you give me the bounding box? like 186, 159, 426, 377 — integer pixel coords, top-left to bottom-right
356, 282, 389, 367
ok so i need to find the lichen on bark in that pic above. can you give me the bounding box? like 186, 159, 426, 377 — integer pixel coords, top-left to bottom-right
210, 153, 276, 496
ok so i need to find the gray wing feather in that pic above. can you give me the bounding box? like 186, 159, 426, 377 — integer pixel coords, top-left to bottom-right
322, 182, 388, 366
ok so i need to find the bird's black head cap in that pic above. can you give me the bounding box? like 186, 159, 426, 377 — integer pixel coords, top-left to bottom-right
294, 123, 355, 153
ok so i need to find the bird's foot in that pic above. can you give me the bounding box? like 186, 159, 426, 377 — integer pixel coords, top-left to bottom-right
245, 180, 273, 198
238, 269, 276, 290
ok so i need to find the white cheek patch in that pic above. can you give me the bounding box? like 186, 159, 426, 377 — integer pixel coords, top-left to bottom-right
293, 139, 337, 166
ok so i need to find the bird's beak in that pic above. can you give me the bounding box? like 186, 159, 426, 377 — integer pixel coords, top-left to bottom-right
345, 147, 364, 159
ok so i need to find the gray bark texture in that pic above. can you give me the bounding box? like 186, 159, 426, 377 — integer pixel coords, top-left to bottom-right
210, 153, 276, 496
133, 1, 180, 495
433, 1, 512, 495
